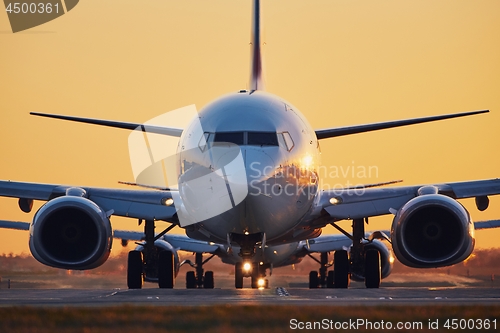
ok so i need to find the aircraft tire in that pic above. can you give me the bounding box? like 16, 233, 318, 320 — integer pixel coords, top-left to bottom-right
186, 271, 196, 289
309, 271, 319, 289
326, 270, 334, 288
251, 263, 260, 289
235, 262, 244, 288
158, 250, 175, 289
203, 271, 214, 289
365, 249, 381, 288
334, 250, 350, 289
127, 250, 143, 289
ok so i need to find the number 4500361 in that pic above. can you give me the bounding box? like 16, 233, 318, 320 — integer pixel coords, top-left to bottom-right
444, 319, 497, 330
5, 2, 59, 14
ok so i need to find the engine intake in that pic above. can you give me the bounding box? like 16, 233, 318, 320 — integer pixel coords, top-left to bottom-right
391, 194, 474, 268
29, 196, 113, 270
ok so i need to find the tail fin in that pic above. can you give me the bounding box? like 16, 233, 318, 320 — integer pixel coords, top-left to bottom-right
249, 0, 264, 91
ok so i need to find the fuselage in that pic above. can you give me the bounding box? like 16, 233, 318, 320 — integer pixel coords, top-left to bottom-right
175, 90, 321, 246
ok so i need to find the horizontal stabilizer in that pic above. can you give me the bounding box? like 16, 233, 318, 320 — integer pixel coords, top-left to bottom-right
118, 181, 176, 191
315, 110, 489, 140
343, 180, 403, 190
474, 220, 500, 230
30, 112, 183, 137
113, 230, 223, 254
0, 220, 30, 231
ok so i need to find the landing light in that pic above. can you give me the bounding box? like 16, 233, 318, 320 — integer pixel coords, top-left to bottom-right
163, 198, 174, 206
244, 231, 250, 236
243, 262, 252, 272
329, 197, 342, 205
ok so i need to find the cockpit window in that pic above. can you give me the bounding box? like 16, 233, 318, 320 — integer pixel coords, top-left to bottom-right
278, 132, 294, 152
203, 131, 283, 149
214, 132, 244, 145
247, 132, 278, 146
198, 132, 212, 152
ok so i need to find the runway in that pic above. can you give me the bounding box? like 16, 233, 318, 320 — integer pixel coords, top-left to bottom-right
0, 286, 499, 307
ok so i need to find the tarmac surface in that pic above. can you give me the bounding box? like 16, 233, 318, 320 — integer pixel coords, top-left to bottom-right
0, 286, 499, 307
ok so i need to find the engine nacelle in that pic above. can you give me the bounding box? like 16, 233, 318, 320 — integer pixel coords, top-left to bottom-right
391, 194, 475, 268
135, 239, 180, 282
29, 196, 113, 270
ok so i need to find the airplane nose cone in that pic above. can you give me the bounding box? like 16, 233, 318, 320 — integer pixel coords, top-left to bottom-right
244, 148, 276, 196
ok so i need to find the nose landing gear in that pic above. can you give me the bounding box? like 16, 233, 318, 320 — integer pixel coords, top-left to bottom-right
235, 261, 269, 289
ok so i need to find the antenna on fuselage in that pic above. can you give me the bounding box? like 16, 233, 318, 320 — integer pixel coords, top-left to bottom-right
250, 0, 264, 91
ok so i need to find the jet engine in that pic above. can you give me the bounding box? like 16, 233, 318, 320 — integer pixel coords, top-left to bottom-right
391, 194, 474, 268
29, 196, 113, 270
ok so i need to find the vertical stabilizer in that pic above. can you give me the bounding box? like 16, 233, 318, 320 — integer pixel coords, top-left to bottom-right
250, 0, 264, 91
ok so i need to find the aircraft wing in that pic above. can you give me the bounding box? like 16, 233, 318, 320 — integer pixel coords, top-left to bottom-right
0, 180, 179, 222
319, 178, 500, 221
113, 230, 223, 254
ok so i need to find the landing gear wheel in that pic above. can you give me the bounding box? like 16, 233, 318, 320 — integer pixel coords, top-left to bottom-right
251, 263, 260, 289
326, 270, 334, 288
186, 271, 196, 289
203, 271, 214, 289
127, 250, 143, 289
334, 250, 350, 289
309, 271, 319, 289
364, 249, 381, 288
158, 250, 174, 289
235, 262, 244, 289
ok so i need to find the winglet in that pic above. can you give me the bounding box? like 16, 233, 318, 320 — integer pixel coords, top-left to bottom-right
249, 0, 264, 91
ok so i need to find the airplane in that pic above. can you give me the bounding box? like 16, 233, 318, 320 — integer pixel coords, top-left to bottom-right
1, 0, 500, 290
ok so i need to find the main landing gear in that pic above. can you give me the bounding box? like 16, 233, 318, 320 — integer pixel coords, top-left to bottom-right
308, 250, 350, 289
127, 219, 177, 289
184, 252, 215, 289
309, 218, 381, 289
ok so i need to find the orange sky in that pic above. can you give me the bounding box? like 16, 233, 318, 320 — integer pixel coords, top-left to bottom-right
1, 0, 499, 256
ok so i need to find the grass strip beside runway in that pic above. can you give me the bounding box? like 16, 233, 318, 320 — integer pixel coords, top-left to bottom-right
0, 305, 498, 332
